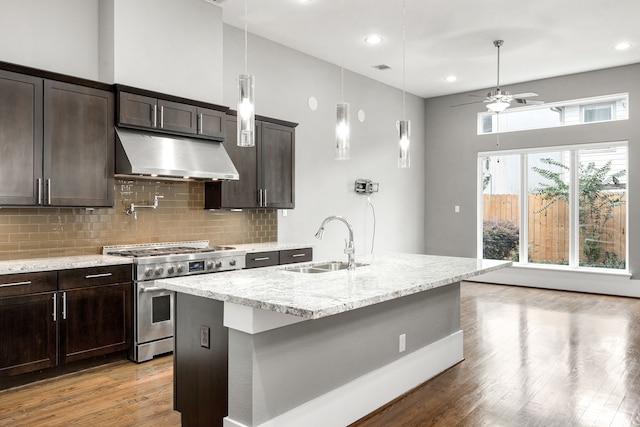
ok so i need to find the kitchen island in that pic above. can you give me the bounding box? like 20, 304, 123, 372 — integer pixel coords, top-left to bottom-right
157, 253, 511, 427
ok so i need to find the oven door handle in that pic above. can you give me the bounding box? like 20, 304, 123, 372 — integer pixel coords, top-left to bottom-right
140, 286, 168, 293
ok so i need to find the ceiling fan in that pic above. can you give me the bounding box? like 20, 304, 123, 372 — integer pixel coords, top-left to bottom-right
452, 40, 543, 112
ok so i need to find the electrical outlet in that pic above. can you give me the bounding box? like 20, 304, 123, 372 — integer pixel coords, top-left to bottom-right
399, 333, 406, 353
200, 325, 210, 349
455, 205, 460, 213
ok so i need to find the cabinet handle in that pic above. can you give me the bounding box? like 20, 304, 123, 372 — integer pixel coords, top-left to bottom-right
52, 293, 57, 322
291, 253, 307, 258
263, 188, 268, 207
159, 105, 164, 128
152, 105, 157, 128
258, 189, 263, 206
197, 113, 203, 134
37, 178, 43, 205
85, 272, 113, 279
62, 292, 67, 320
0, 280, 32, 288
253, 257, 270, 261
46, 179, 51, 205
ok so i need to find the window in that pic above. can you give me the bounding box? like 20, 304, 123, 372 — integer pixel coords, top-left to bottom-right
479, 143, 627, 271
478, 94, 628, 134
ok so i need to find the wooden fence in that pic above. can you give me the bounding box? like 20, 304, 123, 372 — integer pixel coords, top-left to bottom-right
483, 194, 626, 263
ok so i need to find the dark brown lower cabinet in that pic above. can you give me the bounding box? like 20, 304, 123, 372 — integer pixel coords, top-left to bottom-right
0, 292, 57, 377
59, 283, 132, 364
174, 293, 227, 427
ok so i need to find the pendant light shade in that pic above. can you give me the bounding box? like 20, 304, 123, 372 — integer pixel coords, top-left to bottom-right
237, 0, 255, 148
398, 119, 410, 168
237, 73, 255, 147
336, 102, 350, 160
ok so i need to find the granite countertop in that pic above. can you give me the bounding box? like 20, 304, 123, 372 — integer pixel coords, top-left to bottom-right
0, 255, 132, 275
157, 253, 511, 320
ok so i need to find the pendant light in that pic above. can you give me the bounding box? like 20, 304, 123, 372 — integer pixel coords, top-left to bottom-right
237, 0, 255, 147
335, 0, 350, 160
397, 0, 410, 168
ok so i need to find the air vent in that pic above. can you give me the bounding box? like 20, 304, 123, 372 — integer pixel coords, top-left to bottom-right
372, 64, 392, 71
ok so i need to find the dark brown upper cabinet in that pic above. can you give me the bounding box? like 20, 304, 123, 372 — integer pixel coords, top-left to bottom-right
205, 115, 296, 209
116, 87, 226, 140
0, 66, 114, 207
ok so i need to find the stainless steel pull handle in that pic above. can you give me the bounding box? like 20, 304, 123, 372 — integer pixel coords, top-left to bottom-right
37, 178, 42, 205
291, 253, 307, 258
258, 189, 263, 206
263, 188, 268, 207
197, 113, 203, 134
46, 179, 51, 205
62, 292, 67, 320
253, 257, 270, 261
152, 105, 157, 128
85, 273, 113, 279
159, 105, 164, 128
53, 293, 57, 322
0, 280, 32, 288
140, 286, 165, 293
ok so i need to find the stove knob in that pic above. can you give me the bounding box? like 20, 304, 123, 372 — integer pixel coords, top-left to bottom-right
177, 264, 185, 273
215, 260, 222, 269
229, 259, 237, 267
206, 261, 214, 270
167, 265, 175, 274
144, 268, 153, 277
154, 266, 164, 276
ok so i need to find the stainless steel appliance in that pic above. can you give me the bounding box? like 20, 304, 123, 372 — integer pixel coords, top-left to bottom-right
103, 240, 245, 362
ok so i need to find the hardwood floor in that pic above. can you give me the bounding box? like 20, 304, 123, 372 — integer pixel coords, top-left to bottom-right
1, 282, 639, 426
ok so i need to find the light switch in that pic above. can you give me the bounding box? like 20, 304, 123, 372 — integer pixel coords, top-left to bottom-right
454, 205, 460, 213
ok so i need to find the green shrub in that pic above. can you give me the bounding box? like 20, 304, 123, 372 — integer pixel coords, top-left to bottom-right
483, 219, 519, 260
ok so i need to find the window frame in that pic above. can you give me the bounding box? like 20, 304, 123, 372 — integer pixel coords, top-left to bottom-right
478, 141, 629, 273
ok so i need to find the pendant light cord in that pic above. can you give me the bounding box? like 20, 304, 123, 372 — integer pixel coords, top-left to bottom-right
244, 0, 248, 74
340, 0, 345, 102
402, 0, 406, 120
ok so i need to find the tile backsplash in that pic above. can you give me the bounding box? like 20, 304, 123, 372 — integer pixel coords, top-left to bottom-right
0, 179, 277, 261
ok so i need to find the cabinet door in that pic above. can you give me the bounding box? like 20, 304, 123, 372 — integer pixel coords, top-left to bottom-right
158, 99, 197, 134
59, 282, 131, 364
0, 293, 57, 377
197, 107, 226, 139
118, 92, 157, 128
261, 122, 295, 209
213, 116, 259, 208
0, 70, 43, 206
44, 80, 114, 207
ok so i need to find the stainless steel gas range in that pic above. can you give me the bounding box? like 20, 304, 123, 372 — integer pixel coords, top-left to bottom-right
103, 241, 246, 362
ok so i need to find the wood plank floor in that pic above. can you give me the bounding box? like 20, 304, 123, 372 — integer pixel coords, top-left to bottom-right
1, 282, 639, 426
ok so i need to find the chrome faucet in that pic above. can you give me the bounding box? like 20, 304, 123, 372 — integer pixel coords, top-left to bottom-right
315, 215, 356, 270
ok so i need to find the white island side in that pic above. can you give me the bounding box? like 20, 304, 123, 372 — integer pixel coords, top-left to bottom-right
157, 253, 511, 427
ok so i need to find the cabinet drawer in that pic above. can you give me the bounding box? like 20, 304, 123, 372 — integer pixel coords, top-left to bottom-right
58, 264, 132, 290
279, 248, 313, 265
0, 272, 57, 298
245, 251, 279, 269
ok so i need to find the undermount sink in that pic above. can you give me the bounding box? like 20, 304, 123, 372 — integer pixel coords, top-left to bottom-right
283, 261, 368, 273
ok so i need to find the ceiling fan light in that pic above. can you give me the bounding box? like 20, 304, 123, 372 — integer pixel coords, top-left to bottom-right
487, 101, 510, 113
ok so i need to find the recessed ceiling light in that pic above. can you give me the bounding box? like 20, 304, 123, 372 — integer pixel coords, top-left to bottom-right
364, 34, 383, 45
445, 75, 457, 82
615, 42, 632, 51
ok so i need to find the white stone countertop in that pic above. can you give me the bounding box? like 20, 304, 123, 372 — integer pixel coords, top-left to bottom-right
0, 255, 132, 275
157, 253, 511, 320
231, 242, 314, 253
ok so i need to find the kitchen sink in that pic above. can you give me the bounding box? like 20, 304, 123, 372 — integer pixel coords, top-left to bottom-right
282, 261, 368, 273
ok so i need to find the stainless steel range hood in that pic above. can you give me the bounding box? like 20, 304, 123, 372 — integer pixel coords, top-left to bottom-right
115, 127, 239, 180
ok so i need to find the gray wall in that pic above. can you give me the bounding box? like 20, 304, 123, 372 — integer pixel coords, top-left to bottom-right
424, 64, 640, 282
222, 25, 426, 261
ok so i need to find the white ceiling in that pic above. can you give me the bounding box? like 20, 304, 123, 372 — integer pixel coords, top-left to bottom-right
216, 0, 640, 99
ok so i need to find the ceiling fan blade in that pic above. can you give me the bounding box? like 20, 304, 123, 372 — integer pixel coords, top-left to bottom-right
513, 98, 544, 105
510, 92, 538, 98
450, 99, 486, 107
